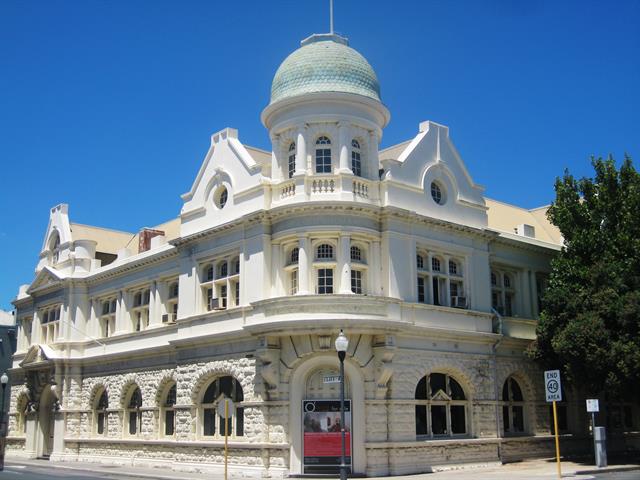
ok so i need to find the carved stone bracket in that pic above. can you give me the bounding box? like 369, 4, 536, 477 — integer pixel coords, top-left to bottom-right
256, 336, 281, 399
372, 334, 396, 399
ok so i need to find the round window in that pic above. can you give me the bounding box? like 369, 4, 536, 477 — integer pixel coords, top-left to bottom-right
215, 186, 228, 209
430, 181, 444, 205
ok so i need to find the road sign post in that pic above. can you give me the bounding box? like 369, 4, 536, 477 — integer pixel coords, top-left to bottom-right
586, 399, 606, 467
217, 398, 234, 480
544, 370, 563, 479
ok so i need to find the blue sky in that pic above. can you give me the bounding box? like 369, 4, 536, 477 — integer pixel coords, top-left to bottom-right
1, 0, 638, 309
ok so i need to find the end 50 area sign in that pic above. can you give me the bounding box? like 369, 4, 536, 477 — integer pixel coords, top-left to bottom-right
545, 370, 563, 402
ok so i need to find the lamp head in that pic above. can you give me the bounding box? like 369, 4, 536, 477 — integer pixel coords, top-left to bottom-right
334, 330, 349, 353
0, 373, 8, 386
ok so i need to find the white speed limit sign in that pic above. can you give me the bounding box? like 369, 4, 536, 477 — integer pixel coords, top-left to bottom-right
544, 370, 562, 402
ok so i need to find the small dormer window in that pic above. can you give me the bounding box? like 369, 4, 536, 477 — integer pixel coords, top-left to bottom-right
215, 186, 228, 209
288, 142, 296, 179
351, 139, 362, 177
49, 232, 61, 265
315, 136, 332, 174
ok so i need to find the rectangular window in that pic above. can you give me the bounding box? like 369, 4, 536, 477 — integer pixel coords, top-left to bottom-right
513, 405, 524, 432
451, 405, 466, 434
317, 268, 333, 294
220, 285, 227, 309
165, 410, 175, 436
415, 405, 428, 435
450, 282, 459, 298
351, 270, 362, 294
203, 408, 216, 436
432, 277, 440, 306
288, 154, 296, 179
505, 293, 513, 316
417, 277, 425, 303
503, 406, 510, 433
129, 412, 138, 435
351, 151, 361, 176
236, 407, 244, 436
97, 413, 105, 435
315, 148, 332, 173
431, 405, 447, 435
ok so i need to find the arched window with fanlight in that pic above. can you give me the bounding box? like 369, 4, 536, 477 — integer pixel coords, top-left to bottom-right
161, 383, 177, 437
351, 139, 362, 176
287, 142, 296, 179
125, 386, 143, 436
415, 373, 468, 438
286, 246, 300, 295
95, 389, 109, 436
315, 136, 332, 173
350, 244, 366, 294
200, 376, 244, 438
502, 377, 525, 434
314, 243, 335, 294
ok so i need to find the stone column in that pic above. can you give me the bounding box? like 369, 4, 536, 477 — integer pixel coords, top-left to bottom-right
338, 121, 351, 173
115, 290, 127, 333
149, 280, 160, 326
271, 134, 281, 181
271, 243, 282, 297
369, 130, 380, 180
295, 126, 307, 176
370, 240, 381, 296
338, 234, 352, 293
531, 271, 539, 318
297, 235, 310, 295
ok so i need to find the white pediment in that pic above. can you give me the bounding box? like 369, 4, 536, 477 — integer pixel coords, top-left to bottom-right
19, 344, 57, 368
27, 267, 64, 294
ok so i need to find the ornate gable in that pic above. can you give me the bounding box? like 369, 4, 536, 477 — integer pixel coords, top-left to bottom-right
27, 267, 64, 295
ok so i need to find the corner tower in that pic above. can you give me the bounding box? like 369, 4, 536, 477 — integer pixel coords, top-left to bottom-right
262, 33, 390, 183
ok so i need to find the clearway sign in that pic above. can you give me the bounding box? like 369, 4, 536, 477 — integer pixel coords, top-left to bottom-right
544, 370, 562, 402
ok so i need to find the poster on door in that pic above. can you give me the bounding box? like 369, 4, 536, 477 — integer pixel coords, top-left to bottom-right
303, 399, 352, 474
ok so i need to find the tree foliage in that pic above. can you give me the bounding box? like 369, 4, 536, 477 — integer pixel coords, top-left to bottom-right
528, 155, 640, 397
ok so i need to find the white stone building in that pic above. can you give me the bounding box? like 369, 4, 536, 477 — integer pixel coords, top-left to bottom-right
9, 30, 633, 477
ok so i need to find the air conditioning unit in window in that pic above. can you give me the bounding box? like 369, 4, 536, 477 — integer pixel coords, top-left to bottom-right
162, 313, 176, 324
451, 296, 468, 309
208, 298, 225, 311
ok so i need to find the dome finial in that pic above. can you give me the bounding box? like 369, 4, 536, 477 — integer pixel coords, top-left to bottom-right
329, 0, 334, 34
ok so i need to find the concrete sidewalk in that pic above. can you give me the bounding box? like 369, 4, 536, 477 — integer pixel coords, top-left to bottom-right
5, 457, 640, 480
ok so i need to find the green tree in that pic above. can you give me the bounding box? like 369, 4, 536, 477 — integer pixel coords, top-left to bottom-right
528, 155, 640, 398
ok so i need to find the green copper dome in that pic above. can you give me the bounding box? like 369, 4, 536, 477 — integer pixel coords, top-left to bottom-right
270, 34, 381, 104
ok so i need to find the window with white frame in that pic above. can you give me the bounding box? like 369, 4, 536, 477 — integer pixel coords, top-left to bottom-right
131, 288, 150, 332
95, 389, 109, 435
40, 305, 61, 344
165, 281, 179, 323
415, 373, 468, 438
315, 136, 332, 173
161, 383, 177, 437
99, 298, 117, 338
416, 250, 467, 308
502, 377, 525, 434
285, 245, 299, 295
288, 142, 296, 179
200, 376, 244, 438
351, 139, 362, 176
317, 268, 334, 294
350, 244, 367, 294
200, 254, 240, 311
125, 386, 143, 436
491, 269, 516, 316
314, 242, 335, 294
316, 243, 334, 260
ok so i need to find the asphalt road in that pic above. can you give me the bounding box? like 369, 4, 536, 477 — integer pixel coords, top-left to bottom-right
0, 464, 141, 480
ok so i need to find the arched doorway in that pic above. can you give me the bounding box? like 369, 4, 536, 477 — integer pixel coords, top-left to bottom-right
289, 354, 365, 476
37, 385, 56, 458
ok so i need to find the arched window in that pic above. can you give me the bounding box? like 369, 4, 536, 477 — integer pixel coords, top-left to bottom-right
448, 260, 458, 275
502, 377, 525, 434
316, 244, 334, 260
415, 373, 467, 437
161, 384, 177, 437
218, 261, 228, 278
350, 246, 362, 262
200, 376, 244, 438
15, 393, 29, 435
430, 182, 443, 205
94, 390, 109, 435
290, 247, 299, 264
205, 265, 214, 282
351, 139, 362, 177
126, 386, 143, 436
232, 257, 240, 275
416, 254, 424, 270
431, 257, 441, 272
288, 142, 296, 179
491, 271, 498, 286
315, 136, 332, 174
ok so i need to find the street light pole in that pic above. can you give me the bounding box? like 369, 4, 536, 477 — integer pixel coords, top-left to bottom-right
0, 372, 8, 472
335, 330, 349, 480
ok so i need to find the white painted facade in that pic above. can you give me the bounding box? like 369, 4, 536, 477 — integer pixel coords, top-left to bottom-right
9, 30, 632, 477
